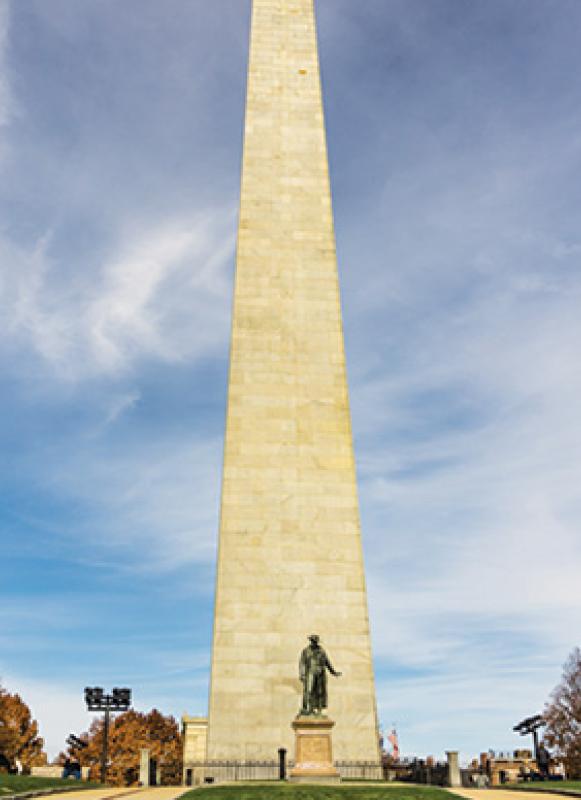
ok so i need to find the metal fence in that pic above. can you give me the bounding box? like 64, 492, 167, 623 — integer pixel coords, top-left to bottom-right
184, 760, 384, 784
185, 761, 282, 784
336, 761, 384, 780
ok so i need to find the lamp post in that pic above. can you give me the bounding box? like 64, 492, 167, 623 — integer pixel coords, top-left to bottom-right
84, 687, 131, 783
513, 714, 546, 764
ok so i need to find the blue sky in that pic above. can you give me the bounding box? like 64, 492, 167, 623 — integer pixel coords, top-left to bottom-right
1, 0, 580, 763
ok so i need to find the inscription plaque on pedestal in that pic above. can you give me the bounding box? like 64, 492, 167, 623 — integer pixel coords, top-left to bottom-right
289, 717, 340, 784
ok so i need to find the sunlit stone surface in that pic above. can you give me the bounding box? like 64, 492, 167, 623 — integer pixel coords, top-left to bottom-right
206, 0, 381, 764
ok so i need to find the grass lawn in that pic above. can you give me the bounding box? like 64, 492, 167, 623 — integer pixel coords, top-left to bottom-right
0, 775, 100, 795
500, 782, 581, 795
180, 785, 461, 800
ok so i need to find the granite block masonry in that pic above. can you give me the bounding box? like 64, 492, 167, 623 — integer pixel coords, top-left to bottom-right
206, 0, 381, 765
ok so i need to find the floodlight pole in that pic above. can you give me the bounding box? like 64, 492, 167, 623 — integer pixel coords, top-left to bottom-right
532, 728, 540, 763
84, 687, 131, 785
100, 706, 110, 785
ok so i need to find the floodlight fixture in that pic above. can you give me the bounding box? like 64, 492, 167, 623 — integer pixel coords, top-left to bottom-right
84, 687, 105, 710
513, 713, 546, 762
513, 714, 545, 735
111, 688, 132, 709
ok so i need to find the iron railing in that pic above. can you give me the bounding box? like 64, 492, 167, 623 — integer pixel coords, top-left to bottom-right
185, 760, 283, 783
184, 759, 384, 784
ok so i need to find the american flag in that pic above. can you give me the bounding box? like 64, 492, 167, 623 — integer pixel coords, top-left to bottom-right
387, 728, 400, 760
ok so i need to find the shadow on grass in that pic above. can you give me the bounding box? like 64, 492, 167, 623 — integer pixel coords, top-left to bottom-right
0, 775, 101, 795
179, 784, 462, 800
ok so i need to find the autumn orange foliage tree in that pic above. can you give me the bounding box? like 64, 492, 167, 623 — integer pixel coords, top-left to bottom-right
0, 683, 47, 772
66, 709, 182, 786
544, 647, 581, 779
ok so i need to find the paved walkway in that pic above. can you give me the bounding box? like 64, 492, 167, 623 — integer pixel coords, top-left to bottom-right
452, 790, 574, 800
36, 789, 188, 800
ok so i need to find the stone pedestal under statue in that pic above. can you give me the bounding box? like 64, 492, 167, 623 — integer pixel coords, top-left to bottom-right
289, 717, 341, 784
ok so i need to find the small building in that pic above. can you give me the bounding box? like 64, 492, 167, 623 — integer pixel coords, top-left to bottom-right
481, 750, 536, 785
181, 716, 208, 786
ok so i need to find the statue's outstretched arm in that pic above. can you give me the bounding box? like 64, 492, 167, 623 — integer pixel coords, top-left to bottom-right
325, 656, 342, 677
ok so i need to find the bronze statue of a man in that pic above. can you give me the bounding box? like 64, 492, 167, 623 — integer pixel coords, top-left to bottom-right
298, 634, 341, 716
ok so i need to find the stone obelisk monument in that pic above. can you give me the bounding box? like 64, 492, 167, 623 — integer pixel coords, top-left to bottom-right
207, 0, 380, 766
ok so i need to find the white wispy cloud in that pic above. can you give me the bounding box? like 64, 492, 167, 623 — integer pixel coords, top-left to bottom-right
0, 1, 13, 158
100, 391, 141, 429
0, 212, 234, 380
88, 216, 234, 374
47, 434, 223, 573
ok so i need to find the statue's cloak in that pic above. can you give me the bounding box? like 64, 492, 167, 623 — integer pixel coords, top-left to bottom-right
299, 645, 335, 709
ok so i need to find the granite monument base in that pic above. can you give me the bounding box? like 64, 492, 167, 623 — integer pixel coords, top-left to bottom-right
289, 717, 341, 784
